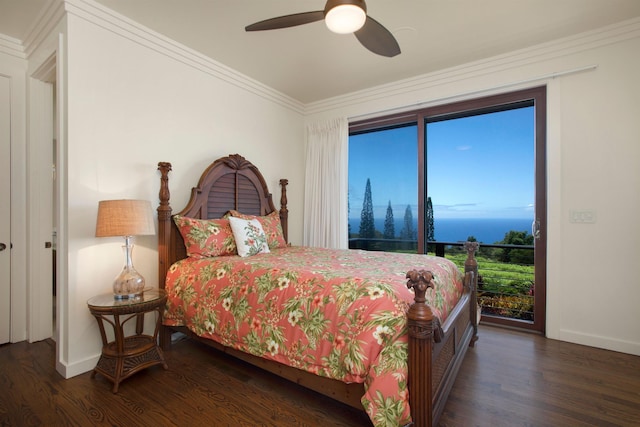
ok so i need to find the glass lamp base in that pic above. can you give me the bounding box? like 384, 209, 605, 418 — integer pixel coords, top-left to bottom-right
113, 268, 145, 299
113, 239, 145, 300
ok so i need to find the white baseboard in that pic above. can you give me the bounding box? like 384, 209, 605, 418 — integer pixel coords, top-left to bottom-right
557, 329, 640, 356
56, 353, 100, 379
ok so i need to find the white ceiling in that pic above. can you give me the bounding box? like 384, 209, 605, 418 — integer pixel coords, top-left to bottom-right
2, 0, 640, 104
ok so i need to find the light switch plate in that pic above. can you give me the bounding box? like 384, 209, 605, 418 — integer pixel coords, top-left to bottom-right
569, 210, 596, 223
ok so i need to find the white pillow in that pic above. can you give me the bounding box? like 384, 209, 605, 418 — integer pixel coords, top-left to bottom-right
228, 216, 270, 257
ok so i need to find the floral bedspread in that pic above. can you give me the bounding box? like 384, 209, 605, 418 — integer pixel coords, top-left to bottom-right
164, 246, 464, 426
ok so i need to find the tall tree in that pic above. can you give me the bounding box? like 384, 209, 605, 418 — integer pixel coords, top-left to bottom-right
426, 196, 434, 242
383, 201, 395, 239
347, 193, 351, 237
400, 205, 414, 240
359, 178, 375, 239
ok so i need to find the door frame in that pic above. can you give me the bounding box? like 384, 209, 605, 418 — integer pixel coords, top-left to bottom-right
350, 86, 547, 334
28, 53, 56, 342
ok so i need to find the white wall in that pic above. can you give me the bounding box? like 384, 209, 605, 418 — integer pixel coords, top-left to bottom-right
57, 7, 305, 376
305, 18, 640, 356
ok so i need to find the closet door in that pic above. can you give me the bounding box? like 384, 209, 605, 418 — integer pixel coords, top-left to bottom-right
0, 76, 11, 344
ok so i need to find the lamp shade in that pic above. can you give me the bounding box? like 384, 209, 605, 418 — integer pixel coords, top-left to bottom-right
95, 200, 155, 238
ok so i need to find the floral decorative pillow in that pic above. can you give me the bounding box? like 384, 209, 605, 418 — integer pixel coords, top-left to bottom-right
228, 216, 270, 257
173, 215, 237, 258
227, 210, 287, 249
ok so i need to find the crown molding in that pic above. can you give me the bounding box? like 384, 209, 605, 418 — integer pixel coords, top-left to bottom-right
0, 33, 26, 59
0, 0, 64, 60
22, 0, 66, 58
305, 16, 640, 116
60, 0, 304, 114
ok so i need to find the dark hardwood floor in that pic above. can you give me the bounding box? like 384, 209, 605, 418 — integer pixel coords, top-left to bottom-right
1, 324, 639, 426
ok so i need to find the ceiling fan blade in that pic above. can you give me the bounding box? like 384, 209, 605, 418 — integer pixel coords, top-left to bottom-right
245, 11, 325, 31
354, 16, 401, 57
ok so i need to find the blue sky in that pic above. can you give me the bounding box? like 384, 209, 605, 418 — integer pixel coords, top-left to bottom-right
349, 106, 534, 220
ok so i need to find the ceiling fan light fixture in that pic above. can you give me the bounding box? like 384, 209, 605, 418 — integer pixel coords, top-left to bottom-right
325, 4, 366, 34
245, 0, 399, 57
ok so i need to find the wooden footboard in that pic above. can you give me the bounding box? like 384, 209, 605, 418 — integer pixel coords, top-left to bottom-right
156, 155, 479, 427
406, 241, 478, 427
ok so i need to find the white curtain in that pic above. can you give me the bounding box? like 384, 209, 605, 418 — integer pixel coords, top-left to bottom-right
303, 118, 349, 249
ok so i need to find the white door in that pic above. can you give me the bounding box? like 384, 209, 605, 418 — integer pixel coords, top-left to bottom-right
0, 76, 11, 344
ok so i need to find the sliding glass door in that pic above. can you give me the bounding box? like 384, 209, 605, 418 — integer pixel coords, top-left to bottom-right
348, 87, 547, 333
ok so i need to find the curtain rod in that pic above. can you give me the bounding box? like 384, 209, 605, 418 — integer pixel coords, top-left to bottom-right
348, 64, 598, 121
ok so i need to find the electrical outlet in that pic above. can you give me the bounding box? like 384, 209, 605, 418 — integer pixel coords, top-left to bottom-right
569, 210, 596, 223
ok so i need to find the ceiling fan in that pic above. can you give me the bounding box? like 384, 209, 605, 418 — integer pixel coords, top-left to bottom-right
245, 0, 401, 58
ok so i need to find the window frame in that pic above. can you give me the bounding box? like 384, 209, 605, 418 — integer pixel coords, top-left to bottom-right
349, 87, 546, 255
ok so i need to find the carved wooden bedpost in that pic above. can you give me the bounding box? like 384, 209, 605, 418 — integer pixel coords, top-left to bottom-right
157, 162, 172, 284
406, 269, 436, 427
157, 162, 172, 350
279, 179, 289, 243
464, 241, 480, 346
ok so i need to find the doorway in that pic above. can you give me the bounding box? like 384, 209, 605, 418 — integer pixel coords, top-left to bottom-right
29, 54, 56, 343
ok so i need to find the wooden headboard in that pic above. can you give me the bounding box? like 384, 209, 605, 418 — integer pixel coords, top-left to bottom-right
157, 154, 288, 288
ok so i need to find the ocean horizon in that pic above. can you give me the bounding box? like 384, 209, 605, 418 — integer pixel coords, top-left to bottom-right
348, 217, 532, 244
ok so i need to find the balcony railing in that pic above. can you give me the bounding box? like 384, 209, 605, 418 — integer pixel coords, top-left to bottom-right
348, 238, 535, 323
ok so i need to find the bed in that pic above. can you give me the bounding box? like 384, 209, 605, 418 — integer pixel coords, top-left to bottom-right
156, 154, 479, 427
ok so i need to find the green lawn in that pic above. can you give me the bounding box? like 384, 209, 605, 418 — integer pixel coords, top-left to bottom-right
440, 252, 535, 320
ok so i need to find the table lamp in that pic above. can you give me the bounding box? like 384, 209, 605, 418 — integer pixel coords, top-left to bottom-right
95, 199, 155, 299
